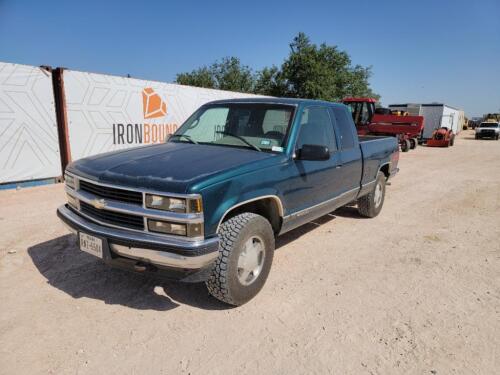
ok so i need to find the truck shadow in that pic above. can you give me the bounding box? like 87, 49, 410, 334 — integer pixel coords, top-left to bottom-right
332, 205, 366, 219
275, 206, 363, 249
28, 208, 362, 312
28, 235, 228, 312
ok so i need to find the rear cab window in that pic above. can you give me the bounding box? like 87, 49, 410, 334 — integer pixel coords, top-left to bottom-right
331, 106, 356, 149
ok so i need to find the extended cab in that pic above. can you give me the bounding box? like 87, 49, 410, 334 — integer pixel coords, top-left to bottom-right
58, 98, 399, 305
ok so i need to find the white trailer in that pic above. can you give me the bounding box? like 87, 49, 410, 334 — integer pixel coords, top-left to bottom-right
0, 62, 262, 187
388, 103, 463, 140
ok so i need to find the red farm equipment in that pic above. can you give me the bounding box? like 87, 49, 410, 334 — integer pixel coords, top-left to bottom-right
342, 98, 424, 152
426, 127, 455, 147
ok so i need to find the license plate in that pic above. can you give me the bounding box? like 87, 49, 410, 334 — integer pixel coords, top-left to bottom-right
79, 232, 103, 258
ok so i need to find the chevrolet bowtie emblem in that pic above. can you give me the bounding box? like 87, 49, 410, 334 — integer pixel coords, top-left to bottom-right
91, 198, 107, 210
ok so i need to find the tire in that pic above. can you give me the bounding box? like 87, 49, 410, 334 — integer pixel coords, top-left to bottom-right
475, 134, 479, 140
409, 138, 417, 149
358, 172, 386, 218
401, 139, 410, 152
450, 135, 455, 146
496, 134, 499, 141
206, 212, 275, 306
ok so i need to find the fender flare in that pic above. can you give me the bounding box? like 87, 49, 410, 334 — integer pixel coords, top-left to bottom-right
216, 195, 284, 233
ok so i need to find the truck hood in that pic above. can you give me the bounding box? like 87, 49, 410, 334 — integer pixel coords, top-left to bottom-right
68, 142, 281, 193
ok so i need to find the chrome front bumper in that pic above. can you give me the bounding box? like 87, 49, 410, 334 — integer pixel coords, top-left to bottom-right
57, 204, 219, 271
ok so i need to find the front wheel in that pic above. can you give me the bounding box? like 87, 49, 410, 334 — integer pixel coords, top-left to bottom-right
358, 172, 386, 218
206, 212, 275, 306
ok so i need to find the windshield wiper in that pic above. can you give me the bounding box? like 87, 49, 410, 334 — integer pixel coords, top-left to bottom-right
169, 134, 198, 144
216, 131, 261, 152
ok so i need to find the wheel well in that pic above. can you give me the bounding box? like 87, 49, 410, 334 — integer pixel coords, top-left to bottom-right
222, 198, 282, 234
380, 164, 390, 179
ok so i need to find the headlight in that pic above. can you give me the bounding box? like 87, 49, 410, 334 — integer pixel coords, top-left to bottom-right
148, 220, 187, 236
147, 219, 204, 237
67, 193, 78, 210
65, 173, 75, 189
145, 194, 202, 213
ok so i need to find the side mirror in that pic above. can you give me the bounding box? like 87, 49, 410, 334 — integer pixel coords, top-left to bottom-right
297, 144, 330, 161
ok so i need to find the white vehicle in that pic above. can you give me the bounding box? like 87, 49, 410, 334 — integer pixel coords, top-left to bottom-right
475, 122, 500, 140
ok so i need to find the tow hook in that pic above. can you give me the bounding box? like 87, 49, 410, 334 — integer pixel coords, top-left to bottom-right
133, 261, 149, 272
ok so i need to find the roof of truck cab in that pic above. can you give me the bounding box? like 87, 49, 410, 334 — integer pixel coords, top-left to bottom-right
205, 97, 347, 108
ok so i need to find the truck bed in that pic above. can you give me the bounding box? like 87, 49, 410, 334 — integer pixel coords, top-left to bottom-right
358, 135, 399, 187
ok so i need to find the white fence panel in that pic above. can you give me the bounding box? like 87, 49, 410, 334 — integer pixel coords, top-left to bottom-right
0, 62, 61, 183
63, 70, 260, 161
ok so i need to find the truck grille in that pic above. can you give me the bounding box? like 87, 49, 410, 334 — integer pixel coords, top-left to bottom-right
481, 130, 495, 136
80, 201, 145, 230
79, 180, 143, 205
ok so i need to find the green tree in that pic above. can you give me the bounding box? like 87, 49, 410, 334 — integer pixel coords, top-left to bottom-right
345, 64, 379, 100
277, 32, 379, 101
176, 57, 254, 93
212, 57, 254, 92
175, 33, 379, 101
254, 66, 287, 96
176, 67, 215, 89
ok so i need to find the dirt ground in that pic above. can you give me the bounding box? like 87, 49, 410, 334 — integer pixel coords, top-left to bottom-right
0, 130, 499, 374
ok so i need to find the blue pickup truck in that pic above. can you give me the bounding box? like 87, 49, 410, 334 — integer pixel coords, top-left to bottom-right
58, 98, 399, 305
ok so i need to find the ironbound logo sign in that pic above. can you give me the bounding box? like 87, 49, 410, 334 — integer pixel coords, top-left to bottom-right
112, 88, 178, 145
142, 87, 167, 118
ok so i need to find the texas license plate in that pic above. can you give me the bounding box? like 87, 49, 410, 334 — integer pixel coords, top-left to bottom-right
79, 232, 103, 258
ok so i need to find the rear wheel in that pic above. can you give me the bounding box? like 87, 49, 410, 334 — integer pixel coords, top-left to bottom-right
358, 172, 386, 218
206, 212, 275, 306
400, 139, 410, 152
450, 135, 455, 146
409, 138, 417, 149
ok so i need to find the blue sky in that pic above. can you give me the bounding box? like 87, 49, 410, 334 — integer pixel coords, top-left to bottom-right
1, 0, 499, 117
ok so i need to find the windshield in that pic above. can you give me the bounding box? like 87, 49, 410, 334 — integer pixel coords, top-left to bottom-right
344, 101, 371, 124
480, 123, 499, 128
171, 103, 295, 152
